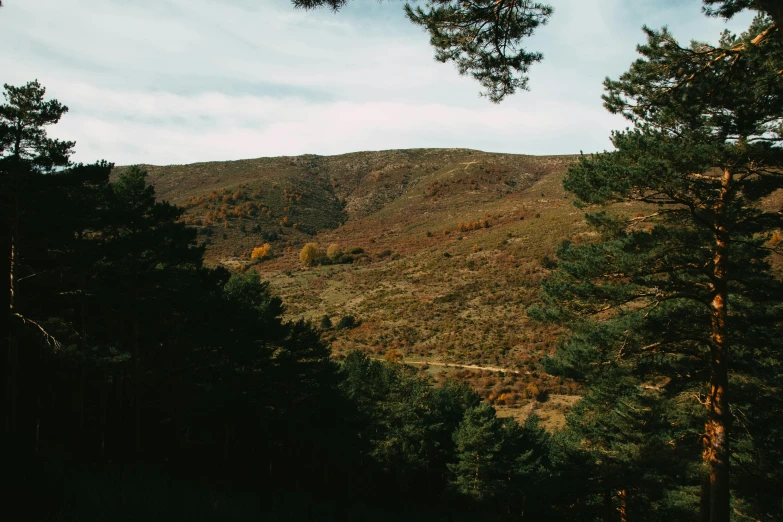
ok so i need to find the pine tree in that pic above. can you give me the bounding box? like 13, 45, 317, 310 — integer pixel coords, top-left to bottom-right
534, 16, 783, 522
293, 0, 552, 102
703, 0, 783, 27
339, 351, 481, 502
1, 80, 74, 435
95, 165, 203, 454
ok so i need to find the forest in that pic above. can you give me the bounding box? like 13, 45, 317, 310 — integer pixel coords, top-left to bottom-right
1, 1, 782, 521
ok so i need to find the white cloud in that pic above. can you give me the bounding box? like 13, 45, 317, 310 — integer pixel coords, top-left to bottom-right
47, 83, 623, 165
0, 0, 757, 165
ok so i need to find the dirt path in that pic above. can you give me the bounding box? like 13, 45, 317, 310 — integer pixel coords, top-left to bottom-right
369, 357, 528, 375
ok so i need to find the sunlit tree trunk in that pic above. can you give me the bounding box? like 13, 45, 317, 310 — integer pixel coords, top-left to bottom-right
704, 168, 733, 522
618, 489, 628, 522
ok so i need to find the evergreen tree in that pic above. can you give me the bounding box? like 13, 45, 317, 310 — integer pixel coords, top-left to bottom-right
549, 364, 702, 521
703, 0, 783, 27
449, 403, 510, 502
1, 80, 75, 436
535, 15, 783, 522
293, 0, 552, 102
448, 403, 550, 518
340, 351, 480, 503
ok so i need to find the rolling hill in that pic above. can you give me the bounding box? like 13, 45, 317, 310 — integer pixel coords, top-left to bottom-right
123, 148, 592, 426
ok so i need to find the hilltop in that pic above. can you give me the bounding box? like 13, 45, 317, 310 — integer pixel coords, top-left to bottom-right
124, 148, 589, 426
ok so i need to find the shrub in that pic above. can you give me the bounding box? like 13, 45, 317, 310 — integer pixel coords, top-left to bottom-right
319, 314, 332, 330
337, 315, 358, 330
457, 219, 491, 232
299, 243, 321, 266
326, 243, 342, 260
523, 383, 540, 399
384, 348, 403, 363
251, 243, 272, 260
260, 230, 278, 242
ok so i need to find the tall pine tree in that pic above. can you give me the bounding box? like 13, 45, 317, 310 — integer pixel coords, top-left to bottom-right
0, 80, 74, 436
535, 15, 783, 522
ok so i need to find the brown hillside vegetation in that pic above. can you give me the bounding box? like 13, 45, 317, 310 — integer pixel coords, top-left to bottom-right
118, 148, 592, 425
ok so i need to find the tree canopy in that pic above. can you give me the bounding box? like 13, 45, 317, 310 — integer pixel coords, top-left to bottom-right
293, 0, 783, 102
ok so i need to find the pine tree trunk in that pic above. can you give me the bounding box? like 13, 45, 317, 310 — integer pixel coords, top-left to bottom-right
603, 490, 613, 521
133, 311, 140, 455
101, 374, 108, 462
79, 365, 86, 437
704, 168, 732, 522
701, 472, 711, 522
5, 134, 22, 436
6, 194, 18, 436
618, 489, 628, 522
758, 0, 783, 30
79, 262, 87, 441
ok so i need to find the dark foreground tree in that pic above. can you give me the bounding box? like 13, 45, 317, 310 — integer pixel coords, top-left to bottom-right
534, 15, 783, 522
1, 80, 74, 435
449, 402, 551, 518
703, 0, 783, 27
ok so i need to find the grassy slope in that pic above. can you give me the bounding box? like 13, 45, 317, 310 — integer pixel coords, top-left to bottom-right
127, 148, 594, 428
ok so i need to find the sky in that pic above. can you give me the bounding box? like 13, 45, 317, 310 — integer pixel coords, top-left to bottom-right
0, 0, 756, 165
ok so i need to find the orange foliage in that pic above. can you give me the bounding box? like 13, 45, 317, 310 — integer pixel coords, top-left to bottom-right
299, 243, 320, 266
458, 219, 490, 232
384, 348, 403, 363
251, 243, 273, 260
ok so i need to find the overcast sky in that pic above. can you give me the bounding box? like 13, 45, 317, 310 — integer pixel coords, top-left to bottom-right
0, 0, 755, 165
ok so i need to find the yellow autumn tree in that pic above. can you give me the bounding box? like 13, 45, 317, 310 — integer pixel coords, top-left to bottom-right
384, 348, 403, 363
326, 243, 341, 261
299, 243, 320, 266
251, 243, 272, 260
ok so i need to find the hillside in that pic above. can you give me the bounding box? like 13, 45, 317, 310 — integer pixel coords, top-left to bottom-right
126, 148, 590, 426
